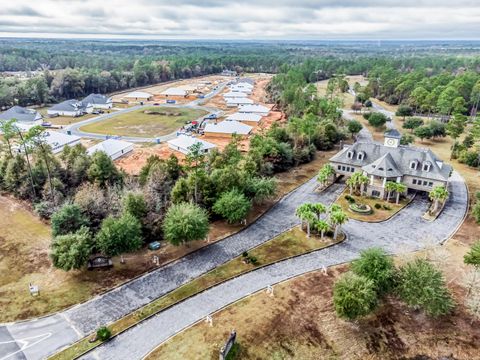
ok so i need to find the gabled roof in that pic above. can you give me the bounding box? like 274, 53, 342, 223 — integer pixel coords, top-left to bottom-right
168, 135, 216, 152
161, 87, 187, 96
82, 93, 111, 106
42, 131, 81, 153
223, 91, 248, 98
87, 139, 133, 157
330, 141, 451, 181
204, 120, 252, 135
385, 129, 402, 139
362, 152, 403, 177
0, 106, 42, 123
226, 112, 262, 123
226, 98, 254, 105
124, 91, 153, 99
49, 99, 87, 112
238, 104, 271, 114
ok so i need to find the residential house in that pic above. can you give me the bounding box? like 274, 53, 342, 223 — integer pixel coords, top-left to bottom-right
226, 98, 254, 107
238, 104, 271, 115
204, 120, 253, 138
123, 91, 153, 102
0, 106, 43, 125
87, 139, 134, 160
223, 91, 248, 98
47, 100, 92, 117
82, 93, 113, 110
167, 135, 216, 155
225, 112, 263, 126
329, 129, 452, 198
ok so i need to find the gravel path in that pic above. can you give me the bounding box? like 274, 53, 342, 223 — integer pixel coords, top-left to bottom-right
82, 171, 468, 360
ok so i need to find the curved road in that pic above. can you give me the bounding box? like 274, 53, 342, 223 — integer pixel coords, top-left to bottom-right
64, 82, 228, 143
79, 171, 468, 360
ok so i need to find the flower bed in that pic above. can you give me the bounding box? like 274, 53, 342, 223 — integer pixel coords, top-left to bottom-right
349, 203, 373, 214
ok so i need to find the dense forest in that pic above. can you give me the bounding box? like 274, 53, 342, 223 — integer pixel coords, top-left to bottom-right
2, 39, 480, 110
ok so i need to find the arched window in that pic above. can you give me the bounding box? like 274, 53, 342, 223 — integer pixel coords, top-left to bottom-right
410, 160, 418, 170
422, 161, 431, 172
357, 151, 365, 161
347, 150, 355, 159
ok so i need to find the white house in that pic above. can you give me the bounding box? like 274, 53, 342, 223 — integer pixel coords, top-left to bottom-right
123, 91, 153, 102
43, 131, 82, 154
204, 120, 253, 137
160, 87, 187, 97
167, 135, 216, 155
238, 104, 271, 115
48, 100, 92, 117
229, 86, 252, 94
0, 106, 43, 125
87, 139, 134, 160
82, 93, 113, 110
226, 98, 254, 107
223, 91, 248, 98
225, 112, 262, 126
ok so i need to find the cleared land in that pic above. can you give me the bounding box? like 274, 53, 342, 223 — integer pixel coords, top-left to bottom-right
79, 107, 208, 137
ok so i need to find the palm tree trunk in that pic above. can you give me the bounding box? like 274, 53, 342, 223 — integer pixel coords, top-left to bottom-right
433, 199, 439, 214
396, 192, 400, 205
321, 230, 325, 240
334, 225, 339, 240
307, 222, 310, 238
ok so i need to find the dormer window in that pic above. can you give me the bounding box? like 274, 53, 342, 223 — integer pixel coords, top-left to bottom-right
410, 160, 418, 170
347, 150, 355, 159
357, 151, 365, 161
422, 161, 431, 172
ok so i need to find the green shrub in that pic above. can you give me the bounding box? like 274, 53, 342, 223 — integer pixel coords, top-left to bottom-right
333, 273, 378, 320
345, 195, 355, 203
96, 326, 111, 341
374, 203, 382, 209
383, 205, 391, 210
352, 248, 396, 295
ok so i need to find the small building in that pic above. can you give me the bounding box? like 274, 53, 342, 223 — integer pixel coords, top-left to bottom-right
87, 139, 134, 160
221, 70, 237, 77
229, 87, 253, 95
82, 93, 113, 110
123, 91, 153, 102
0, 106, 43, 125
329, 129, 452, 199
235, 78, 255, 86
238, 104, 271, 115
167, 135, 216, 155
204, 120, 252, 138
225, 112, 262, 126
48, 100, 92, 117
226, 98, 254, 107
160, 87, 187, 97
43, 131, 82, 154
223, 91, 248, 98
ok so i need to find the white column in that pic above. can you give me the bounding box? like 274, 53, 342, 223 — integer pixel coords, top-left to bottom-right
382, 177, 387, 187
370, 175, 374, 185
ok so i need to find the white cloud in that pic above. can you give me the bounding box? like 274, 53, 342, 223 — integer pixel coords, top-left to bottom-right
0, 1, 479, 39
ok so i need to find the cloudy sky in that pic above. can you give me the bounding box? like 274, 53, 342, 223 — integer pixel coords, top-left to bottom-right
0, 0, 479, 40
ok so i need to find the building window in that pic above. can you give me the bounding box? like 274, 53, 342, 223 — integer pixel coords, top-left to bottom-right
428, 182, 433, 187
357, 152, 364, 161
410, 161, 417, 170
422, 162, 431, 172
350, 167, 355, 172
412, 179, 417, 185
347, 151, 354, 159
423, 180, 428, 186
341, 166, 346, 171
337, 165, 341, 170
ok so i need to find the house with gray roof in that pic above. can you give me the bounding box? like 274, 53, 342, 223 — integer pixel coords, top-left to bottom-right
82, 93, 113, 109
0, 106, 43, 125
47, 99, 93, 117
329, 129, 452, 199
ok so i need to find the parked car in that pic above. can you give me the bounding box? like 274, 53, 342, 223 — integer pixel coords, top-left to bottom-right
148, 241, 161, 250
153, 103, 160, 106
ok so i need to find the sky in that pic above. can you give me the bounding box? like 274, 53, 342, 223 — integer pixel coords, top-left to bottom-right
0, 0, 479, 40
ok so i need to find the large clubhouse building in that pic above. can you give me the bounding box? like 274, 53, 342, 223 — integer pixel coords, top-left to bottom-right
329, 129, 452, 198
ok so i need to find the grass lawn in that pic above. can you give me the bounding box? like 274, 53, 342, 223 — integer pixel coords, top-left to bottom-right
49, 227, 343, 360
335, 189, 411, 222
79, 107, 208, 137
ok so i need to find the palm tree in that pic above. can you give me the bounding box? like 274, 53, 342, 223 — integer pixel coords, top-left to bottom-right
329, 210, 348, 240
394, 182, 407, 205
384, 181, 398, 202
295, 203, 315, 237
429, 185, 449, 214
358, 174, 370, 197
315, 219, 330, 240
311, 203, 327, 220
346, 176, 356, 195
317, 164, 335, 188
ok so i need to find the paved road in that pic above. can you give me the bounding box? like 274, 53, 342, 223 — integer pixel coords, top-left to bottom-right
0, 176, 344, 360
82, 171, 468, 360
64, 82, 228, 143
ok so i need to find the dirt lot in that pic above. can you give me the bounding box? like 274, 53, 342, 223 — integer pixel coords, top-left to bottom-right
150, 240, 480, 360
111, 75, 229, 103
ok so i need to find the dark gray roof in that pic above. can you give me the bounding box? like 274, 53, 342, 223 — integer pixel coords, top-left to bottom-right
362, 153, 403, 177
330, 141, 451, 181
82, 93, 111, 106
50, 99, 86, 112
385, 129, 402, 139
0, 106, 41, 123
